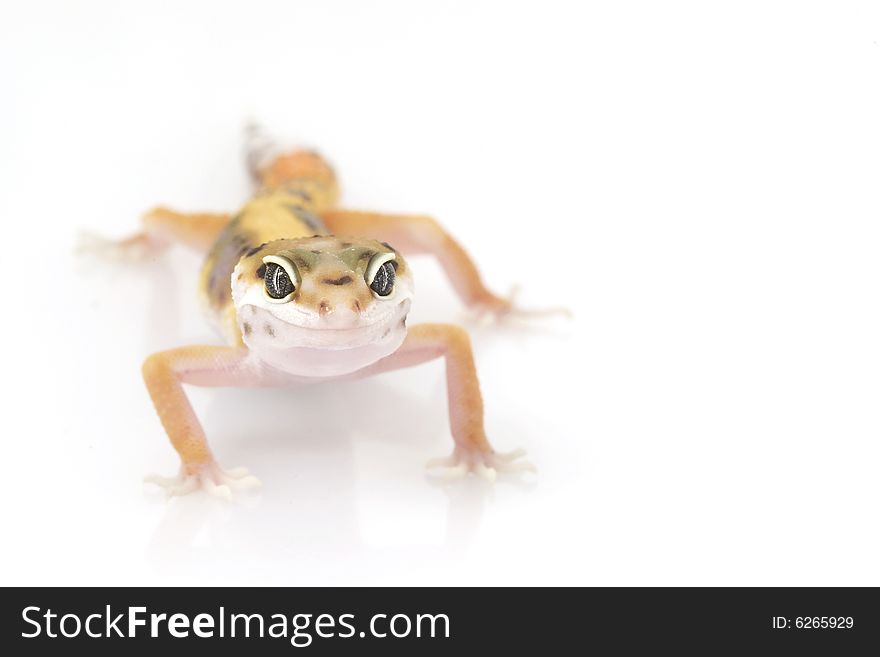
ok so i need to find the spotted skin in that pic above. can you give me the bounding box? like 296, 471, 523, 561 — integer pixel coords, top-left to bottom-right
98, 143, 536, 497
199, 176, 336, 342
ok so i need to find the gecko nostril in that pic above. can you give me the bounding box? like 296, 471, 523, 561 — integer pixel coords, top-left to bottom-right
351, 299, 361, 313
319, 300, 333, 315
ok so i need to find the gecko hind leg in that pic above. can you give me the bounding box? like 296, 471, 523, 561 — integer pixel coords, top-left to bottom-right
141, 345, 269, 500
465, 284, 573, 327
354, 323, 536, 482
78, 207, 231, 260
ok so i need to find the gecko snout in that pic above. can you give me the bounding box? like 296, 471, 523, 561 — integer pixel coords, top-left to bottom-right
315, 292, 371, 326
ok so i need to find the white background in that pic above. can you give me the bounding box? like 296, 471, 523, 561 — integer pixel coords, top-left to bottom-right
1, 1, 879, 586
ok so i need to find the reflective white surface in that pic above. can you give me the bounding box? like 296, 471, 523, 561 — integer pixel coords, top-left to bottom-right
2, 1, 880, 586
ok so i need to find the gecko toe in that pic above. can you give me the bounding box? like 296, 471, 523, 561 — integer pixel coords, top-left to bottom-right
229, 475, 262, 490
426, 461, 469, 480
494, 448, 527, 462
475, 462, 497, 482
205, 480, 233, 501
144, 463, 260, 500
143, 473, 177, 488
494, 460, 537, 474
426, 455, 457, 469
426, 446, 536, 482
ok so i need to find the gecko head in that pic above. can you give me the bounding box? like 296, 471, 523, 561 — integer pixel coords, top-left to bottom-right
231, 236, 413, 377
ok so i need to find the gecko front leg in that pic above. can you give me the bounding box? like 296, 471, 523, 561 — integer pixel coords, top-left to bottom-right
142, 345, 265, 499
356, 323, 535, 481
79, 207, 232, 259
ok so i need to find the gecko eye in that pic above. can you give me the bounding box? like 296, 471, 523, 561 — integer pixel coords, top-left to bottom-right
366, 253, 397, 297
261, 255, 298, 303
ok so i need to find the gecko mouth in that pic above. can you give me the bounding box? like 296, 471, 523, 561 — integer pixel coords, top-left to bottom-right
239, 299, 410, 377
242, 299, 410, 351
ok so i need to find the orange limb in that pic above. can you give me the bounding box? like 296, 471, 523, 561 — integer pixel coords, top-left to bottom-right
79, 207, 232, 258
139, 206, 232, 252
356, 323, 534, 479
141, 345, 262, 498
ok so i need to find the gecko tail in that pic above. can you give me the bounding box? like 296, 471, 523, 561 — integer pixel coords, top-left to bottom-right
242, 121, 339, 209
243, 121, 279, 186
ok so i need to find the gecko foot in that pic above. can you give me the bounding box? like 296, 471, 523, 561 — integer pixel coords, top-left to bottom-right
466, 285, 572, 327
144, 463, 261, 500
426, 447, 536, 482
78, 206, 178, 261
77, 230, 165, 261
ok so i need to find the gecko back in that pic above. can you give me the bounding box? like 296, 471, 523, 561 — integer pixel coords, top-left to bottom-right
199, 147, 340, 344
